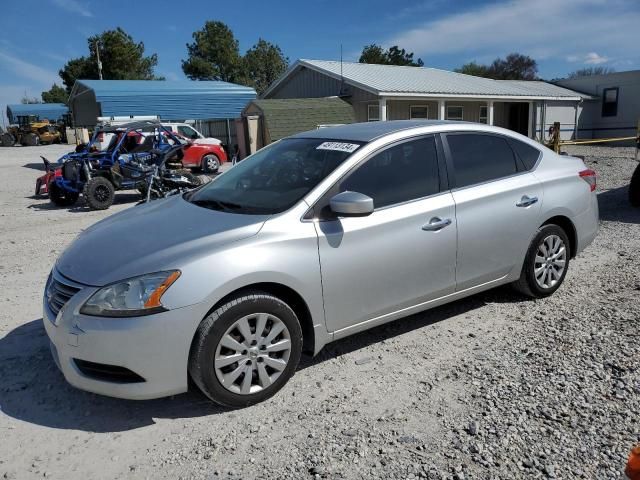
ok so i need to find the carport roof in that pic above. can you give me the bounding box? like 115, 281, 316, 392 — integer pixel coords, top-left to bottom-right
6, 103, 68, 124
70, 80, 256, 121
264, 59, 590, 101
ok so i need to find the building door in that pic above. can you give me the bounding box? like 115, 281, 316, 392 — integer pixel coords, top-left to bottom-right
507, 103, 529, 136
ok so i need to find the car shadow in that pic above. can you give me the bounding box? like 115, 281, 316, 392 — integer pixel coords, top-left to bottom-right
597, 186, 640, 224
0, 286, 525, 433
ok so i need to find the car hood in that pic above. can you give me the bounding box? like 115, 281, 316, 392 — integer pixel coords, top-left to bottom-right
56, 195, 269, 286
193, 138, 221, 146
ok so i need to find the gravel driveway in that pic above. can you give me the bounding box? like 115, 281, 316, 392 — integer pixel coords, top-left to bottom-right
0, 144, 638, 480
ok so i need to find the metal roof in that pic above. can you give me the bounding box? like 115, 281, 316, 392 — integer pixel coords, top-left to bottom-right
291, 119, 460, 142
246, 97, 355, 141
6, 103, 68, 124
265, 60, 586, 100
71, 80, 256, 121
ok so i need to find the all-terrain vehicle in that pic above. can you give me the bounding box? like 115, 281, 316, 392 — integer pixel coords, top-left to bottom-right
49, 121, 205, 210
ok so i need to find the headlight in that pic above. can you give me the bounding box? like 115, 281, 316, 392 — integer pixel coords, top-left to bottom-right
80, 271, 180, 317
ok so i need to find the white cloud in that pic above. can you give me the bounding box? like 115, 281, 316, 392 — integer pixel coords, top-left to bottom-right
0, 51, 59, 86
385, 0, 638, 67
567, 52, 610, 64
51, 0, 92, 17
584, 52, 609, 64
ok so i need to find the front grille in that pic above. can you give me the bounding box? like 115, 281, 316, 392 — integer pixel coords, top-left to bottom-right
73, 359, 146, 384
47, 275, 81, 315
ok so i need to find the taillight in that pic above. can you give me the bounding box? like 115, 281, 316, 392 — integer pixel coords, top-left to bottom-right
579, 169, 596, 192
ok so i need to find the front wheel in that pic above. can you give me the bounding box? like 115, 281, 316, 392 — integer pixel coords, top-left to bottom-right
189, 292, 303, 408
513, 224, 570, 298
201, 154, 220, 173
1, 133, 15, 147
48, 182, 79, 207
629, 163, 640, 207
83, 177, 115, 210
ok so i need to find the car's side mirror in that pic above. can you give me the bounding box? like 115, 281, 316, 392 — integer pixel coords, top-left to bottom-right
329, 191, 374, 217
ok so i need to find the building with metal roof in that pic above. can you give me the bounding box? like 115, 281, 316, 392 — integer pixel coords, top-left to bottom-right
242, 97, 354, 150
69, 80, 257, 127
263, 59, 592, 141
6, 103, 68, 124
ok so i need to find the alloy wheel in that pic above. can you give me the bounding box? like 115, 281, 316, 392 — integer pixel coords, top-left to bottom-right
534, 234, 567, 289
214, 313, 292, 395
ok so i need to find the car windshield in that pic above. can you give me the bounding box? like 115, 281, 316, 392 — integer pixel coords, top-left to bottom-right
187, 138, 363, 215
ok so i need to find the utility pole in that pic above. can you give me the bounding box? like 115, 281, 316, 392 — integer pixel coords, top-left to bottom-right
95, 40, 103, 80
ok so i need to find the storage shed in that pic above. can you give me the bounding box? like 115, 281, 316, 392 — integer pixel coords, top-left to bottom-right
242, 97, 355, 151
264, 59, 593, 141
6, 103, 68, 124
69, 80, 257, 127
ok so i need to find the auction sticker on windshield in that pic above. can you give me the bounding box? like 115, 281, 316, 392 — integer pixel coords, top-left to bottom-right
316, 142, 360, 153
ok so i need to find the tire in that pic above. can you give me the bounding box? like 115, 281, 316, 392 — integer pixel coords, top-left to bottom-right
35, 179, 42, 196
201, 154, 220, 173
513, 224, 571, 298
83, 177, 115, 210
629, 162, 640, 208
48, 182, 79, 207
1, 133, 15, 147
189, 291, 303, 408
22, 133, 39, 147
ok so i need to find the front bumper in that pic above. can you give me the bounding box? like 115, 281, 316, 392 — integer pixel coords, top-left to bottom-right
43, 269, 207, 400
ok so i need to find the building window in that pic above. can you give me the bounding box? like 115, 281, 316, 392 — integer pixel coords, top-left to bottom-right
447, 105, 464, 121
479, 105, 488, 124
368, 104, 380, 122
410, 105, 429, 119
602, 87, 618, 117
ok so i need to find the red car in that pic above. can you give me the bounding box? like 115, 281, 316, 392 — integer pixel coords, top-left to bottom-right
161, 126, 228, 173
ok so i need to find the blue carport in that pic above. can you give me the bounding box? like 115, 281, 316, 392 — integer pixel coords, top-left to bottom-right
6, 103, 68, 124
69, 80, 257, 127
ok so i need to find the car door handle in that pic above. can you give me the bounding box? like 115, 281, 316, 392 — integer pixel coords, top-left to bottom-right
516, 195, 538, 207
422, 217, 452, 231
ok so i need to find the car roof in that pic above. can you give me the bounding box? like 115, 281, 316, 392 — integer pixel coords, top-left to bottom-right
290, 120, 470, 142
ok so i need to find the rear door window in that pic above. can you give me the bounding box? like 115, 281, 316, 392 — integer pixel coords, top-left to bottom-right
509, 138, 541, 170
446, 133, 518, 188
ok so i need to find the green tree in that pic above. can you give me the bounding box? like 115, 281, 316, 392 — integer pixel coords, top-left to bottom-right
243, 39, 288, 95
488, 53, 537, 80
41, 83, 68, 103
58, 27, 160, 91
182, 21, 243, 82
359, 44, 388, 64
359, 44, 423, 66
454, 53, 537, 80
567, 66, 615, 78
455, 61, 490, 77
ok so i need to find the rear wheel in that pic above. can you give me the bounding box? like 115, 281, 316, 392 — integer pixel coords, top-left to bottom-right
513, 224, 570, 298
1, 133, 15, 147
189, 292, 302, 408
201, 154, 220, 173
629, 163, 640, 207
48, 182, 79, 207
83, 177, 115, 210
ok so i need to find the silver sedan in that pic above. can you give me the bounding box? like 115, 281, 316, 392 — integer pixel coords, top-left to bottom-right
43, 120, 599, 407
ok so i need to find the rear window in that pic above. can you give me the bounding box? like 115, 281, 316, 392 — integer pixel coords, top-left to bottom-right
447, 133, 518, 188
509, 138, 541, 170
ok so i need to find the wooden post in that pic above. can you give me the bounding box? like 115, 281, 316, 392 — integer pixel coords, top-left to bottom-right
553, 121, 560, 153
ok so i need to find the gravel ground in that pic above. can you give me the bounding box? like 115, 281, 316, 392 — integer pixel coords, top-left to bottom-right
0, 144, 638, 480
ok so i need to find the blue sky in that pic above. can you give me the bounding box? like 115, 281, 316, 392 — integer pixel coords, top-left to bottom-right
1, 0, 638, 126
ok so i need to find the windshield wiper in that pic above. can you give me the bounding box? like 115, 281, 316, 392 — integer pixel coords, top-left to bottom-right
190, 199, 244, 212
